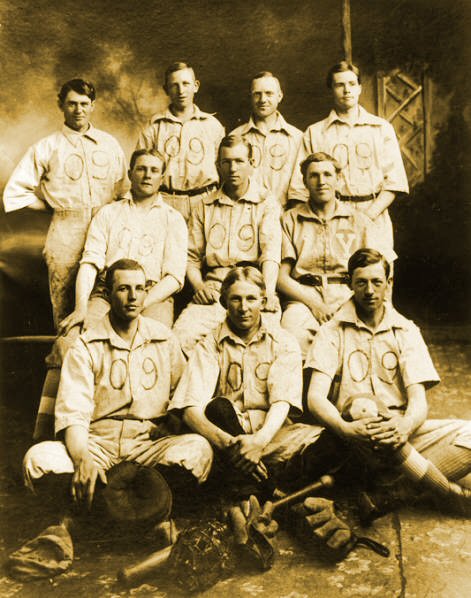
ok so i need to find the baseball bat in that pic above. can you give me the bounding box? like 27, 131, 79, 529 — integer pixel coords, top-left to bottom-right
117, 544, 173, 586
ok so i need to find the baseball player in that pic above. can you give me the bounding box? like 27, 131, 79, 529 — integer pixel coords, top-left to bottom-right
230, 71, 302, 208
172, 134, 282, 356
170, 266, 321, 483
3, 78, 127, 328
278, 152, 395, 358
288, 62, 408, 247
24, 258, 213, 511
136, 61, 225, 222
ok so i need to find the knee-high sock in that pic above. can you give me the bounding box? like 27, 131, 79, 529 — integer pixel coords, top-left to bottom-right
33, 368, 61, 441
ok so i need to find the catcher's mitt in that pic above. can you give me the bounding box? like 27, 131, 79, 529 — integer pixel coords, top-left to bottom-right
167, 519, 236, 593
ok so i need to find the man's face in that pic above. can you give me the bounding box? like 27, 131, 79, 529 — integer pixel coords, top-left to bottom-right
304, 160, 338, 207
250, 76, 283, 119
129, 154, 164, 200
60, 90, 95, 132
331, 70, 362, 112
351, 262, 389, 316
225, 279, 266, 336
109, 269, 147, 322
165, 68, 200, 110
218, 143, 252, 191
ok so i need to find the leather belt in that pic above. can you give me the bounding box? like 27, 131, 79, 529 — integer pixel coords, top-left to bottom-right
339, 192, 380, 202
297, 274, 349, 286
159, 183, 218, 197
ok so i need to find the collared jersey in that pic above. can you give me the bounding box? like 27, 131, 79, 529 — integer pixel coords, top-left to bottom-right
288, 106, 409, 202
170, 316, 303, 431
3, 125, 127, 212
188, 179, 281, 284
231, 113, 302, 207
55, 314, 186, 434
281, 200, 395, 281
305, 300, 440, 411
81, 194, 187, 287
136, 105, 225, 191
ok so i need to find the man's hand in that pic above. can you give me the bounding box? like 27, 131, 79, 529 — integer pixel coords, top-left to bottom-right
71, 453, 107, 510
339, 417, 382, 445
263, 293, 280, 313
58, 308, 87, 336
192, 283, 220, 305
306, 297, 337, 324
368, 414, 412, 450
227, 435, 268, 482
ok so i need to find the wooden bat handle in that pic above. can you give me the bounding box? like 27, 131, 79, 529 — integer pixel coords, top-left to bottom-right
117, 544, 173, 586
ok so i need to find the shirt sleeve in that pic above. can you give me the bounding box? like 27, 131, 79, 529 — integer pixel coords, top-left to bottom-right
267, 332, 303, 414
187, 201, 206, 269
3, 140, 50, 212
281, 210, 297, 262
304, 322, 342, 380
258, 195, 282, 265
287, 129, 311, 203
380, 121, 409, 194
167, 333, 188, 397
357, 212, 397, 264
55, 339, 95, 435
112, 141, 130, 200
80, 206, 110, 270
397, 323, 440, 390
135, 124, 158, 151
168, 334, 221, 411
161, 209, 188, 288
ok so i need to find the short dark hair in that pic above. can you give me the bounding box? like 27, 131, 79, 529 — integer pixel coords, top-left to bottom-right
218, 134, 253, 161
326, 61, 361, 88
250, 71, 282, 91
220, 266, 266, 308
105, 259, 146, 293
163, 61, 195, 88
58, 79, 96, 104
348, 248, 390, 279
300, 152, 341, 178
129, 149, 166, 173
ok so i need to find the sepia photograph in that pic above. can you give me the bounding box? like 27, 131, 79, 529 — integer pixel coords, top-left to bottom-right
1, 0, 470, 596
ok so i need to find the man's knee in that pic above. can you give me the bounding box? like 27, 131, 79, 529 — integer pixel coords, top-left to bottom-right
23, 441, 73, 491
179, 434, 214, 483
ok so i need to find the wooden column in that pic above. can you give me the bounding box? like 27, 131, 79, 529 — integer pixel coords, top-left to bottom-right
342, 0, 352, 62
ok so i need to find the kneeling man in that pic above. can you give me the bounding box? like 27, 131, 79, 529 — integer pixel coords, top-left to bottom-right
24, 259, 213, 509
170, 266, 321, 483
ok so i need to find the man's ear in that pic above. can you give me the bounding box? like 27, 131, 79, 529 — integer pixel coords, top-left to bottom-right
193, 79, 200, 94
347, 275, 353, 290
261, 295, 267, 309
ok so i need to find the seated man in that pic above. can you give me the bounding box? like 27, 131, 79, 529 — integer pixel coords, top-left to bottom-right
306, 248, 471, 515
173, 135, 281, 356
34, 149, 187, 439
170, 266, 321, 485
24, 259, 213, 509
278, 152, 394, 358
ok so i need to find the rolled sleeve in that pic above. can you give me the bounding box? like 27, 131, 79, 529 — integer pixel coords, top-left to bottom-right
259, 196, 281, 265
169, 335, 220, 411
304, 322, 341, 379
80, 207, 109, 270
54, 339, 95, 435
397, 324, 440, 390
281, 211, 297, 262
359, 212, 397, 264
187, 202, 206, 269
267, 334, 303, 414
162, 210, 188, 288
287, 131, 310, 203
381, 122, 409, 194
135, 124, 158, 151
3, 142, 49, 212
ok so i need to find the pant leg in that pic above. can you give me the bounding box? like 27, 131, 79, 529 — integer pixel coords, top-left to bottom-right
173, 301, 226, 356
262, 423, 324, 465
142, 297, 174, 328
281, 302, 320, 359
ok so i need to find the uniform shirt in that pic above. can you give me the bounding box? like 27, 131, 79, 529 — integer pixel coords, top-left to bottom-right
188, 179, 282, 284
288, 106, 409, 202
136, 105, 225, 192
305, 299, 440, 412
281, 200, 395, 281
170, 316, 303, 431
3, 125, 127, 212
55, 314, 186, 434
81, 194, 187, 288
231, 113, 302, 207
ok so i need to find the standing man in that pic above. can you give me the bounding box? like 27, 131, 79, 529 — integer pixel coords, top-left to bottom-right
231, 71, 302, 208
288, 62, 408, 246
34, 149, 187, 440
306, 248, 471, 514
170, 266, 321, 484
172, 135, 281, 356
136, 61, 225, 222
3, 79, 127, 328
24, 258, 213, 507
278, 153, 394, 358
